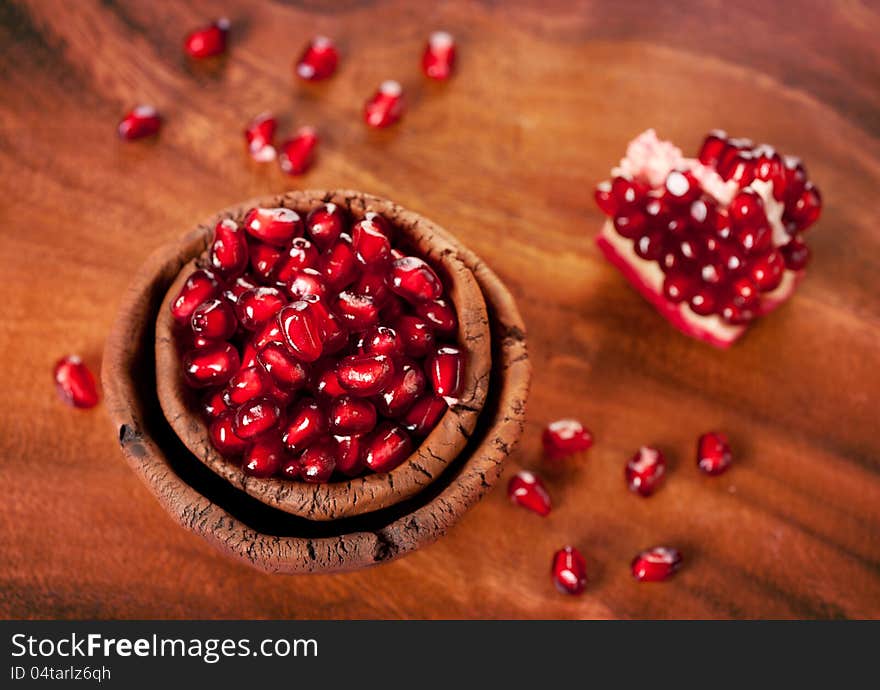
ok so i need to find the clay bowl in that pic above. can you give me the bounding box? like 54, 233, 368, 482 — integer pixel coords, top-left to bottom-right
102, 208, 530, 573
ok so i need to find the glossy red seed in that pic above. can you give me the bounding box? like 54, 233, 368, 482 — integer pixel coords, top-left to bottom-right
171, 269, 219, 323
402, 394, 448, 436
508, 471, 551, 516
184, 18, 229, 58
53, 356, 99, 408
279, 457, 302, 480
210, 219, 248, 278
336, 353, 394, 397
665, 169, 701, 203
749, 249, 785, 292
780, 238, 811, 271
377, 359, 426, 417
414, 298, 457, 337
389, 256, 443, 303
363, 422, 413, 472
202, 389, 229, 418
594, 181, 618, 216
278, 300, 325, 362
662, 270, 697, 304
625, 446, 666, 497
317, 307, 349, 356
611, 176, 648, 208
278, 127, 318, 176
234, 287, 286, 330
222, 274, 259, 306
257, 342, 309, 389
232, 397, 280, 440
724, 277, 760, 323
244, 112, 277, 162
753, 144, 786, 200
335, 435, 365, 477
117, 105, 162, 140
183, 343, 240, 388
243, 437, 284, 478
321, 235, 360, 290
364, 80, 404, 128
190, 298, 236, 340
249, 242, 283, 281
785, 182, 822, 232
542, 419, 593, 460
689, 284, 718, 316
330, 396, 378, 435
222, 366, 270, 406
697, 431, 732, 475
334, 291, 379, 330
427, 346, 464, 399
209, 413, 248, 455
719, 149, 756, 187
300, 440, 338, 483
697, 129, 728, 167
251, 318, 283, 350
688, 197, 717, 233
240, 340, 259, 369
395, 315, 436, 358
295, 36, 339, 81
281, 398, 327, 452
729, 190, 765, 228
734, 222, 772, 255
631, 546, 683, 582
282, 269, 324, 301
305, 203, 347, 250
634, 230, 665, 261
551, 546, 587, 595
422, 31, 455, 80
311, 361, 346, 398
360, 325, 403, 358
782, 156, 808, 203
351, 217, 392, 265
244, 207, 302, 246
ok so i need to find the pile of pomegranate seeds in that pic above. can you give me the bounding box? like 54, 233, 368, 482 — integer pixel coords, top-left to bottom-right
54, 356, 100, 409
183, 18, 229, 59
118, 105, 162, 140
171, 204, 464, 483
542, 419, 593, 459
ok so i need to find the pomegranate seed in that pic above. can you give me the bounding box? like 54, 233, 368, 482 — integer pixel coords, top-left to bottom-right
321, 235, 360, 290
222, 366, 270, 406
251, 318, 283, 350
402, 394, 448, 436
363, 422, 413, 472
753, 144, 786, 200
190, 298, 236, 340
389, 256, 443, 303
171, 269, 218, 323
395, 315, 436, 357
274, 238, 320, 283
285, 268, 327, 301
689, 284, 718, 316
257, 342, 309, 389
295, 36, 338, 81
335, 435, 365, 477
334, 291, 379, 330
780, 238, 811, 270
507, 471, 551, 516
232, 397, 280, 440
698, 256, 726, 285
278, 299, 325, 362
594, 181, 618, 216
551, 546, 587, 595
718, 149, 756, 186
311, 361, 346, 398
336, 353, 395, 397
234, 287, 286, 330
697, 129, 728, 167
117, 105, 161, 140
542, 419, 593, 460
697, 431, 732, 475
380, 295, 405, 322
53, 356, 99, 408
300, 440, 338, 483
414, 298, 457, 337
611, 176, 648, 208
749, 249, 785, 292
244, 207, 302, 246
183, 18, 229, 58
422, 31, 455, 80
427, 346, 464, 399
279, 457, 302, 480
717, 137, 754, 174
729, 190, 764, 228
634, 231, 665, 261
613, 210, 647, 239
625, 446, 666, 497
364, 80, 404, 128
305, 203, 347, 250
210, 219, 248, 278
720, 277, 759, 325
281, 397, 327, 452
664, 170, 700, 203
183, 343, 240, 388
209, 413, 248, 455
240, 340, 259, 369
360, 325, 403, 358
785, 182, 822, 232
202, 389, 229, 418
243, 437, 285, 478
249, 242, 283, 281
279, 127, 318, 176
352, 217, 392, 265
631, 546, 683, 582
689, 197, 717, 233
222, 274, 259, 306
734, 223, 772, 255
716, 241, 746, 273
783, 156, 808, 203
377, 359, 426, 417
330, 396, 378, 435
316, 307, 349, 355
244, 112, 277, 162
662, 270, 697, 304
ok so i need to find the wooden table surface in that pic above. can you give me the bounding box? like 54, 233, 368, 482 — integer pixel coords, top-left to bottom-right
2, 0, 879, 619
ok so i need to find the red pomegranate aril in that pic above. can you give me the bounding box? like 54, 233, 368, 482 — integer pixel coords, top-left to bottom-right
360, 325, 403, 358
625, 446, 666, 497
300, 440, 338, 483
305, 203, 347, 250
274, 238, 320, 284
202, 388, 229, 418
352, 217, 392, 265
363, 423, 413, 472
244, 112, 277, 162
222, 366, 270, 406
720, 278, 760, 324
665, 169, 700, 203
118, 105, 161, 140
542, 419, 593, 460
611, 176, 648, 208
551, 546, 587, 595
785, 182, 822, 231
395, 315, 436, 357
336, 353, 394, 397
282, 397, 327, 452
364, 80, 404, 128
257, 342, 309, 389
279, 127, 318, 176
749, 249, 785, 292
252, 319, 283, 350
249, 242, 283, 281
317, 308, 349, 355
210, 219, 248, 278
698, 256, 726, 285
662, 270, 697, 304
278, 299, 325, 362
279, 457, 302, 480
719, 149, 756, 187
389, 256, 443, 303
183, 343, 240, 388
286, 268, 327, 300
377, 359, 426, 417
335, 435, 365, 476
781, 238, 811, 270
753, 144, 786, 199
689, 197, 717, 233
295, 36, 338, 81
422, 31, 455, 80
697, 129, 728, 167
613, 210, 647, 239
330, 396, 378, 435
381, 295, 405, 322
54, 356, 99, 408
716, 241, 746, 273
191, 298, 237, 340
184, 18, 229, 58
729, 190, 765, 228
427, 346, 464, 399
235, 287, 286, 330
244, 207, 302, 246
631, 546, 683, 582
697, 431, 733, 475
321, 236, 360, 290
209, 413, 248, 456
334, 291, 379, 330
508, 471, 551, 516
240, 340, 259, 369
594, 181, 618, 216
689, 284, 718, 316
734, 222, 772, 255
414, 298, 457, 337
243, 437, 285, 478
402, 394, 447, 436
232, 396, 280, 440
222, 274, 259, 306
783, 156, 808, 202
634, 231, 665, 261
311, 361, 346, 398
171, 269, 219, 323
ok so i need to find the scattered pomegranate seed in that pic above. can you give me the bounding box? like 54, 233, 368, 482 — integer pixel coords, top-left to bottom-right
551, 546, 587, 595
389, 256, 443, 303
508, 471, 551, 516
352, 217, 392, 265
697, 431, 732, 475
244, 112, 277, 162
402, 394, 448, 436
243, 437, 285, 478
249, 242, 283, 281
320, 235, 360, 290
184, 18, 229, 58
334, 290, 379, 331
427, 346, 464, 399
363, 422, 413, 472
209, 413, 248, 455
295, 36, 339, 81
53, 356, 100, 409
360, 325, 403, 358
306, 203, 347, 250
278, 127, 319, 176
542, 419, 593, 460
117, 105, 161, 140
311, 361, 346, 399
631, 546, 683, 582
300, 440, 338, 482
210, 219, 249, 278
171, 269, 219, 324
422, 31, 456, 80
364, 80, 404, 128
625, 446, 666, 497
183, 343, 240, 388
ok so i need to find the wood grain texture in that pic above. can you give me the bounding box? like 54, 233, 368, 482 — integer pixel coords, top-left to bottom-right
1, 0, 879, 618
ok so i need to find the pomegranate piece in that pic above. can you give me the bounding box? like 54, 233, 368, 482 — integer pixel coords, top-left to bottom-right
53, 356, 100, 409
300, 440, 338, 483
170, 269, 218, 324
631, 546, 683, 582
279, 127, 318, 176
414, 298, 457, 337
336, 353, 394, 397
244, 207, 302, 246
232, 396, 280, 440
360, 325, 403, 358
235, 287, 286, 329
183, 343, 240, 388
330, 396, 378, 435
394, 315, 436, 357
422, 31, 456, 80
363, 422, 413, 472
625, 446, 666, 497
551, 546, 587, 595
118, 105, 161, 140
377, 359, 426, 417
697, 431, 733, 475
427, 346, 464, 399
335, 435, 365, 476
243, 437, 285, 478
542, 419, 593, 460
402, 394, 448, 436
257, 342, 309, 389
184, 18, 229, 58
209, 413, 248, 456
191, 298, 237, 340
222, 366, 271, 406
351, 217, 392, 265
244, 112, 277, 162
210, 219, 248, 278
278, 299, 325, 362
295, 36, 339, 81
306, 203, 347, 250
282, 398, 327, 453
364, 80, 404, 128
508, 471, 551, 516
